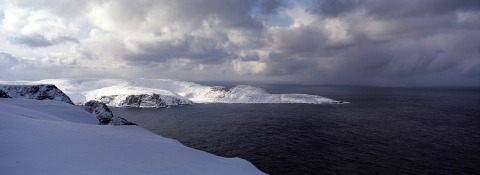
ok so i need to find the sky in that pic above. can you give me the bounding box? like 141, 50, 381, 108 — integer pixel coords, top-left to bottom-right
0, 0, 479, 87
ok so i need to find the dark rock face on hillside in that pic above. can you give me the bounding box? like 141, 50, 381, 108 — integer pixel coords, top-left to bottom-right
120, 94, 167, 108
0, 90, 11, 98
98, 93, 192, 108
0, 84, 73, 104
83, 100, 136, 126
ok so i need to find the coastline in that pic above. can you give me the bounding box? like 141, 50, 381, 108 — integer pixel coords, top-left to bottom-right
0, 97, 266, 175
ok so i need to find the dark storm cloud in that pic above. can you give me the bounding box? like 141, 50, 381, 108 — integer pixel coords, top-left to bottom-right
260, 0, 480, 86
313, 0, 480, 18
364, 0, 480, 19
264, 52, 318, 76
125, 36, 236, 65
269, 31, 480, 85
271, 26, 328, 56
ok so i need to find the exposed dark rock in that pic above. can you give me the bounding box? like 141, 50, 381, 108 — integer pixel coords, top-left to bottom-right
97, 93, 190, 108
0, 90, 11, 98
99, 118, 111, 125
83, 100, 137, 126
120, 94, 167, 108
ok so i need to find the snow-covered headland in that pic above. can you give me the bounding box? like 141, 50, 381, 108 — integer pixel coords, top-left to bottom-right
0, 79, 344, 174
0, 84, 74, 104
0, 84, 266, 175
1, 78, 345, 107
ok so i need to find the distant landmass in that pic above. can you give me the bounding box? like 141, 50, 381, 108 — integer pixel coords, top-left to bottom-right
1, 78, 345, 108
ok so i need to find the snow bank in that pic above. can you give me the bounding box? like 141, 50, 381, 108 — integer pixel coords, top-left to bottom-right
0, 98, 265, 175
1, 78, 344, 106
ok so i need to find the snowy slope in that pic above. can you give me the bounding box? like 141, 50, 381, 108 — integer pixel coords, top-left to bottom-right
0, 98, 98, 124
0, 98, 265, 175
1, 78, 344, 105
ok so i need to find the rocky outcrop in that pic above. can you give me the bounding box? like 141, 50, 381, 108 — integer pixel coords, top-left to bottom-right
0, 84, 135, 126
121, 94, 167, 108
0, 84, 73, 104
83, 100, 136, 125
97, 93, 192, 108
0, 90, 11, 98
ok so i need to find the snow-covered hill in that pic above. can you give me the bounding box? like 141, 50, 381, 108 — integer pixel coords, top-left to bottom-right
86, 86, 193, 108
1, 78, 344, 106
203, 85, 339, 104
0, 84, 74, 104
0, 98, 265, 175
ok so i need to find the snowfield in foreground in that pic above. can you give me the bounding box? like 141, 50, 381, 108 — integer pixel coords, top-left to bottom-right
0, 98, 265, 175
1, 78, 344, 106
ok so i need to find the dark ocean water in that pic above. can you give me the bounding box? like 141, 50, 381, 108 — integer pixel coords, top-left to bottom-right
112, 85, 480, 175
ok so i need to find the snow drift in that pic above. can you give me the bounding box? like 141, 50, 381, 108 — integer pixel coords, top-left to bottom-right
0, 98, 265, 175
1, 78, 344, 106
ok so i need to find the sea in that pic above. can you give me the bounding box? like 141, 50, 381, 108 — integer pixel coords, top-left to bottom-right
112, 84, 480, 175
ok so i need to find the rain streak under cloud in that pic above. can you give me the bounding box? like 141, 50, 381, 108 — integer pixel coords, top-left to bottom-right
0, 0, 479, 87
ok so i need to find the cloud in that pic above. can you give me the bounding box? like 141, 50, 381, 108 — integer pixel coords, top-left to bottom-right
12, 34, 77, 47
313, 0, 360, 17
1, 5, 78, 47
313, 0, 480, 18
256, 1, 480, 86
0, 52, 19, 67
259, 0, 284, 15
0, 0, 479, 86
0, 52, 58, 80
74, 0, 267, 66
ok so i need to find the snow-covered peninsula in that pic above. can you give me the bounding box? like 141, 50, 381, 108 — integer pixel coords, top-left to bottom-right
1, 78, 344, 107
0, 85, 265, 175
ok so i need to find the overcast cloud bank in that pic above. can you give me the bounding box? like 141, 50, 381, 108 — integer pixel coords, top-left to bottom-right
0, 0, 479, 87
